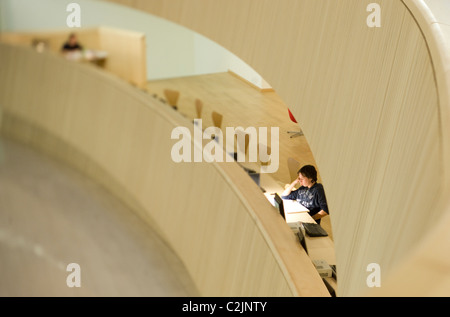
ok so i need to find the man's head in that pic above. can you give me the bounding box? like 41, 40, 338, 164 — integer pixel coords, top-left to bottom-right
297, 165, 317, 187
68, 33, 78, 45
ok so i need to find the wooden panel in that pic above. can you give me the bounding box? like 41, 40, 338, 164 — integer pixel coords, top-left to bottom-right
101, 0, 450, 296
98, 26, 147, 88
0, 43, 329, 296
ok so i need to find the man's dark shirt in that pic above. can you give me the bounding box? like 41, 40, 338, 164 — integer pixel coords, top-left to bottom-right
62, 42, 83, 52
282, 183, 329, 224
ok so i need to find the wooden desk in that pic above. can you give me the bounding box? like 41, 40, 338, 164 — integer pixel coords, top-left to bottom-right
63, 49, 108, 66
263, 186, 338, 295
297, 221, 336, 265
259, 170, 337, 296
264, 192, 336, 265
257, 171, 337, 262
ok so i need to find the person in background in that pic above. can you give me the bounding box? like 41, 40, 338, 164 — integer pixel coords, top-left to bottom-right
281, 165, 329, 224
61, 33, 83, 53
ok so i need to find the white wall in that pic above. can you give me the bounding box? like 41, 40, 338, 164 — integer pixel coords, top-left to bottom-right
0, 0, 270, 88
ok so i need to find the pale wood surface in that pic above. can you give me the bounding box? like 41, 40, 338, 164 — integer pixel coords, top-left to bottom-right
0, 43, 329, 297
98, 26, 147, 88
103, 0, 450, 296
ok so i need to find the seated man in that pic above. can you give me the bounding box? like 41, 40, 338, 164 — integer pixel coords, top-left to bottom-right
61, 33, 83, 54
281, 165, 329, 224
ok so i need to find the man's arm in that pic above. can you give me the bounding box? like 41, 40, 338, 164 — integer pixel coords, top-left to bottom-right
312, 210, 328, 221
313, 185, 329, 221
282, 178, 299, 197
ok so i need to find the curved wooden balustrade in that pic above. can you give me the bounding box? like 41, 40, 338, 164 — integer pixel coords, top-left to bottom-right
101, 0, 450, 296
0, 43, 329, 297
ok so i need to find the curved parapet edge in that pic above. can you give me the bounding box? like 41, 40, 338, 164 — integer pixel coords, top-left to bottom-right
406, 0, 450, 179
367, 0, 450, 296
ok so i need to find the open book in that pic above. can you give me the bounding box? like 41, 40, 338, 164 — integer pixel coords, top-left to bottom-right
282, 199, 309, 213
